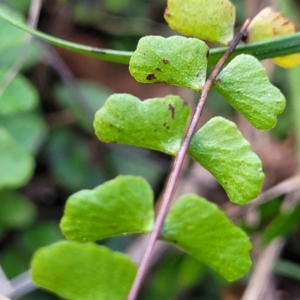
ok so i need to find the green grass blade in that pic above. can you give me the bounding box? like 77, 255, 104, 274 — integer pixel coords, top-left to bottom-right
1, 3, 300, 65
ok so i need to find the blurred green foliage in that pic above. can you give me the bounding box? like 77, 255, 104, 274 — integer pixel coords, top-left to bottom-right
0, 0, 300, 299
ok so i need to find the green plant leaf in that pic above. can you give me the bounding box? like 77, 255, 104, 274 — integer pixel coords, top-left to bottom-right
0, 41, 43, 71
31, 241, 137, 300
60, 175, 154, 242
0, 112, 48, 155
0, 70, 39, 116
0, 190, 36, 230
54, 79, 112, 132
21, 222, 64, 254
188, 117, 264, 204
161, 194, 252, 281
108, 146, 165, 189
0, 7, 26, 52
7, 0, 31, 13
0, 245, 28, 278
149, 253, 205, 299
129, 35, 208, 91
164, 0, 235, 45
0, 126, 34, 189
214, 54, 286, 130
46, 129, 106, 192
104, 0, 133, 13
94, 93, 190, 155
262, 203, 300, 245
274, 260, 300, 282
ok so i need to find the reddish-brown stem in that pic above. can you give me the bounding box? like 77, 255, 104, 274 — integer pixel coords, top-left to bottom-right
127, 19, 250, 300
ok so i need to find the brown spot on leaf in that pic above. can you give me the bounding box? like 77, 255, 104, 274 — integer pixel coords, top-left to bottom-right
156, 67, 162, 72
164, 8, 171, 18
146, 73, 156, 80
168, 104, 175, 119
163, 122, 170, 130
281, 20, 291, 26
162, 59, 169, 64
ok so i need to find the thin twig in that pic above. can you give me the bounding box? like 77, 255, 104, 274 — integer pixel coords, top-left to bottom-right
42, 42, 95, 120
225, 174, 300, 220
5, 270, 36, 299
0, 267, 12, 295
127, 19, 251, 300
0, 295, 11, 300
241, 238, 284, 300
0, 0, 42, 98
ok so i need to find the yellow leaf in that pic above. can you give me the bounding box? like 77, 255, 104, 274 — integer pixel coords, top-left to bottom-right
246, 7, 300, 68
164, 0, 235, 45
273, 53, 300, 68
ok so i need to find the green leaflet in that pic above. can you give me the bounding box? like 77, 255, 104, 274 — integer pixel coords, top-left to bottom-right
164, 0, 235, 45
46, 129, 105, 192
60, 176, 154, 242
214, 54, 286, 130
274, 260, 300, 283
262, 203, 300, 245
188, 117, 264, 204
0, 126, 34, 189
0, 190, 36, 230
31, 241, 137, 300
94, 93, 190, 155
54, 80, 112, 132
0, 6, 26, 52
0, 69, 39, 116
129, 35, 208, 91
161, 194, 252, 281
0, 112, 48, 155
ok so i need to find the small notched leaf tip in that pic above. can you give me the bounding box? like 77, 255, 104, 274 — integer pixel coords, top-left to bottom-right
164, 0, 236, 45
188, 117, 264, 205
129, 35, 208, 91
60, 175, 154, 242
161, 194, 252, 281
93, 93, 191, 155
214, 54, 286, 130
